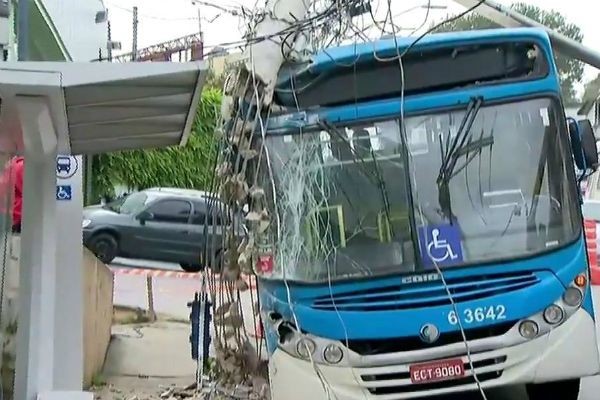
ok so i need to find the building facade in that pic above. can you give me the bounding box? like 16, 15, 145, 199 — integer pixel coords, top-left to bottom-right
207, 50, 245, 76
0, 0, 8, 60
5, 0, 108, 61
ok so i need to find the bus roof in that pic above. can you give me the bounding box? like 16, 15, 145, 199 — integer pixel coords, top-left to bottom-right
307, 27, 550, 74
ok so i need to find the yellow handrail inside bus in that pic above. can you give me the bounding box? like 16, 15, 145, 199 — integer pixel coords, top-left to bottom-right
377, 210, 409, 242
305, 205, 347, 255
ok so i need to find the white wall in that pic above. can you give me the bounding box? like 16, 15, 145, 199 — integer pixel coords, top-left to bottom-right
566, 105, 600, 131
565, 106, 593, 121
42, 0, 107, 61
0, 0, 9, 48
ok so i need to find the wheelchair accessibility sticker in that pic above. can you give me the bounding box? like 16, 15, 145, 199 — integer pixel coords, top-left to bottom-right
56, 185, 72, 201
418, 224, 463, 267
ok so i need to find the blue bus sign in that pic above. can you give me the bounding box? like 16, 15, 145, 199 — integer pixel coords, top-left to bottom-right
56, 156, 78, 179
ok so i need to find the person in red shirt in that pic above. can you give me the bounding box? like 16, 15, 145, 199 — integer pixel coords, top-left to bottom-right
0, 156, 24, 233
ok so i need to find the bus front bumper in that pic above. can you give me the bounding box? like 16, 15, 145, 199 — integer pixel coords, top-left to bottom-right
268, 308, 600, 399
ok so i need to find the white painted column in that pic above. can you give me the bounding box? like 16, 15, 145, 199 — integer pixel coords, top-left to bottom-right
14, 97, 58, 400
53, 155, 84, 389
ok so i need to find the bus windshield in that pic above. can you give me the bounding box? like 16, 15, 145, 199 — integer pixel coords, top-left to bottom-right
257, 97, 580, 282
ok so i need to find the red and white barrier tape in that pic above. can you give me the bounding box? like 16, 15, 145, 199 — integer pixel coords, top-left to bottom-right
110, 266, 201, 280
111, 221, 600, 291
110, 266, 258, 290
584, 219, 600, 285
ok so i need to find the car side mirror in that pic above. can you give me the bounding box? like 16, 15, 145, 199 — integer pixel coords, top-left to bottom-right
136, 210, 153, 225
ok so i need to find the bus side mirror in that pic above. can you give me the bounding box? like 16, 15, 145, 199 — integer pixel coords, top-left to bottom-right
578, 119, 599, 172
568, 118, 598, 172
568, 118, 585, 171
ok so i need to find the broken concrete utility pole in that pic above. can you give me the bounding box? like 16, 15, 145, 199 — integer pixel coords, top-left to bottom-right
209, 0, 313, 396
241, 0, 312, 105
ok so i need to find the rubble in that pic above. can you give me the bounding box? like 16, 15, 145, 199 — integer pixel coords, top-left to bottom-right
94, 378, 268, 400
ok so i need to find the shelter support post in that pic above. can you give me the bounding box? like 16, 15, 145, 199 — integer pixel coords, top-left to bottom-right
14, 96, 59, 400
13, 96, 91, 400
53, 155, 85, 390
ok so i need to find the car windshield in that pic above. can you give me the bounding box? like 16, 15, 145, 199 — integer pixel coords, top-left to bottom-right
111, 192, 150, 215
254, 97, 580, 283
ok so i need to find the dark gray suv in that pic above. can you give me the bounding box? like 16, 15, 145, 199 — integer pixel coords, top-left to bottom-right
83, 188, 241, 272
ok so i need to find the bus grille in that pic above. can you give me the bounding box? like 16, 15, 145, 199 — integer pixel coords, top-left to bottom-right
312, 272, 539, 311
358, 356, 507, 396
346, 321, 514, 354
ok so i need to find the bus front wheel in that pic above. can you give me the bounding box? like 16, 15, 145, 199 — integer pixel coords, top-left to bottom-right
526, 378, 580, 400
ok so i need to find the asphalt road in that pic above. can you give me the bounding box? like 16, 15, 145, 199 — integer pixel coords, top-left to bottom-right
112, 258, 600, 399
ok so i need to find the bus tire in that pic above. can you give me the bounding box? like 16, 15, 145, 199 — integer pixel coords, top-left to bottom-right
526, 378, 580, 400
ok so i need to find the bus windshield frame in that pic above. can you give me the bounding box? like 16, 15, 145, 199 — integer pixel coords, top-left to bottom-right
254, 96, 581, 283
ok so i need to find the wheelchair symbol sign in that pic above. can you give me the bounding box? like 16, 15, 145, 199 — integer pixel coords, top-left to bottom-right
418, 224, 463, 268
56, 185, 72, 201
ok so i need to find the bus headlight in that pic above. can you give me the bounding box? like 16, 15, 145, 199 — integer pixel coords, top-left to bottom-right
563, 287, 583, 307
296, 338, 316, 360
519, 320, 539, 339
323, 344, 344, 364
82, 219, 92, 228
543, 304, 564, 325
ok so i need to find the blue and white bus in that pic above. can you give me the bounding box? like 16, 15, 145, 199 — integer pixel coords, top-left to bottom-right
250, 28, 600, 399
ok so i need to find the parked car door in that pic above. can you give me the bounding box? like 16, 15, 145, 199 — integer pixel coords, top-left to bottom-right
132, 198, 196, 263
187, 200, 226, 263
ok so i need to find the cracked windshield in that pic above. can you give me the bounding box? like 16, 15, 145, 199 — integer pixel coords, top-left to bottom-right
259, 98, 579, 281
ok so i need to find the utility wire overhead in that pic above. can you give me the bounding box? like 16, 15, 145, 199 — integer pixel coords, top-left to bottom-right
104, 0, 239, 21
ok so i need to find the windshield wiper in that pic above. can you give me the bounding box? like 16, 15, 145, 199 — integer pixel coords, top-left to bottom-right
437, 97, 484, 183
436, 97, 487, 221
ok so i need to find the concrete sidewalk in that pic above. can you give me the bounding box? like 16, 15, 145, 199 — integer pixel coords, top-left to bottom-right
104, 322, 197, 378
96, 322, 198, 399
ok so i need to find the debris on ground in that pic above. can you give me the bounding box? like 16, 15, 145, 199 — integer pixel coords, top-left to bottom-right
94, 376, 269, 400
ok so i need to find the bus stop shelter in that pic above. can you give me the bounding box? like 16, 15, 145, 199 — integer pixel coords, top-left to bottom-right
0, 61, 207, 399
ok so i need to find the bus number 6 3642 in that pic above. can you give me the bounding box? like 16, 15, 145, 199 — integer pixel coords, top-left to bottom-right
447, 305, 507, 326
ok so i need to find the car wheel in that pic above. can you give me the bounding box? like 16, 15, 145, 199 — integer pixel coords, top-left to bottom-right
179, 263, 204, 273
89, 233, 118, 264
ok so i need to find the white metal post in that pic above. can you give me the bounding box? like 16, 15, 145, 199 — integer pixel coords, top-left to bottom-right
14, 96, 59, 400
53, 155, 85, 390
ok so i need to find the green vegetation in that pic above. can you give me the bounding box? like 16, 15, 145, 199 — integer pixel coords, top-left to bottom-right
91, 89, 222, 202
434, 3, 584, 103
90, 372, 107, 388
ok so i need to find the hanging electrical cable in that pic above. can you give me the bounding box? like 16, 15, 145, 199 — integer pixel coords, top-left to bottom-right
385, 1, 490, 398
205, 1, 494, 399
